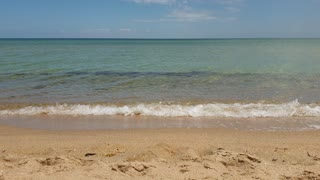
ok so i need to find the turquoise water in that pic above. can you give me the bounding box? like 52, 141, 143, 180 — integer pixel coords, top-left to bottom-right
1, 39, 320, 118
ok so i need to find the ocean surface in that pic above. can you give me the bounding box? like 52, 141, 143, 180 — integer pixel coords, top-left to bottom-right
1, 38, 320, 119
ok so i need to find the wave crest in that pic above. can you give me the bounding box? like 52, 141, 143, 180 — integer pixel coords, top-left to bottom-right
1, 100, 320, 118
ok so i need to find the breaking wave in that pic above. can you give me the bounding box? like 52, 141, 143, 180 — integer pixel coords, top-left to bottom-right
1, 100, 320, 118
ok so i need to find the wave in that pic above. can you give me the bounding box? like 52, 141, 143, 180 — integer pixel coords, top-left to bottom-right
1, 100, 320, 118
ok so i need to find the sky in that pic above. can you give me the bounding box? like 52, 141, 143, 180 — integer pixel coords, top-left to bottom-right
0, 0, 320, 38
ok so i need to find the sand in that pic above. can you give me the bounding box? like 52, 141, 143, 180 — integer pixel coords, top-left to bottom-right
0, 125, 320, 180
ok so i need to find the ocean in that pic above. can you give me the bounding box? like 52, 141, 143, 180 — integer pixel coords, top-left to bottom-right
1, 38, 320, 121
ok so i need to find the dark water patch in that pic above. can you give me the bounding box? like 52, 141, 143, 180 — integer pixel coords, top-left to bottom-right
39, 72, 50, 76
91, 71, 240, 78
1, 71, 320, 79
94, 71, 141, 77
32, 85, 47, 89
12, 73, 28, 77
2, 71, 320, 104
2, 71, 320, 89
65, 71, 89, 76
7, 73, 29, 78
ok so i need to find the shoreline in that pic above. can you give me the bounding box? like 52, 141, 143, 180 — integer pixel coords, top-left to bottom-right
1, 125, 320, 179
1, 115, 320, 131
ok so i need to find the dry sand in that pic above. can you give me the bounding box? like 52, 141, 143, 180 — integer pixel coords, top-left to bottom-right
0, 125, 320, 180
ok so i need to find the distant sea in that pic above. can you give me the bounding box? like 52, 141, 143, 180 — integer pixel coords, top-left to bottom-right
1, 38, 320, 118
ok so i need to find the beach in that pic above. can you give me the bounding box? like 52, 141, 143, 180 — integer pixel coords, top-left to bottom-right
1, 124, 320, 180
1, 39, 320, 179
1, 0, 320, 178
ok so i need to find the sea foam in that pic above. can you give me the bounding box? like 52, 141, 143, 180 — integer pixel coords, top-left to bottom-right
1, 100, 320, 118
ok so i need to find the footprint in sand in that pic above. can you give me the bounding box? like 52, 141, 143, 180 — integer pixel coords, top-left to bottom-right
111, 163, 153, 176
179, 164, 190, 174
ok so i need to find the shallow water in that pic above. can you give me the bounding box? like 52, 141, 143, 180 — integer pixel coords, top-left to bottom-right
1, 39, 320, 119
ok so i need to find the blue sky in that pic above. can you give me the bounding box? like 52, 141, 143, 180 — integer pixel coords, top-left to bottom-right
0, 0, 320, 38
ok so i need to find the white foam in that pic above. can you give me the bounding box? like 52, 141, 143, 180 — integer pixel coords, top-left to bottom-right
1, 100, 320, 118
308, 125, 320, 129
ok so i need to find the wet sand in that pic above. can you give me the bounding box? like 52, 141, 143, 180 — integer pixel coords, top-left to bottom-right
1, 115, 320, 131
0, 125, 320, 180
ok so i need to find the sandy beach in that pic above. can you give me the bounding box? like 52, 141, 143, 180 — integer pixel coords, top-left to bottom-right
2, 1, 320, 179
0, 125, 320, 180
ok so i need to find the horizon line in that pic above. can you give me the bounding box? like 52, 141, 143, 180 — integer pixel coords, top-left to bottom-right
1, 37, 320, 40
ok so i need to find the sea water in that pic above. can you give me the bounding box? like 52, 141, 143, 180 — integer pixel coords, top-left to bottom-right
1, 38, 320, 118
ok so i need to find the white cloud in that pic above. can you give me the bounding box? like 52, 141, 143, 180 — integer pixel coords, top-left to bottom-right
129, 0, 176, 4
134, 8, 216, 22
131, 0, 243, 23
168, 9, 216, 21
